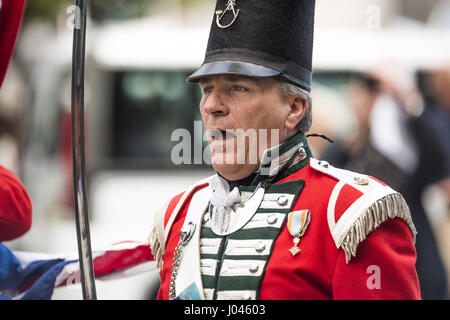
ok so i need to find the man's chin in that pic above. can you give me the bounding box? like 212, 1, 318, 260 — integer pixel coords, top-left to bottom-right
211, 160, 259, 181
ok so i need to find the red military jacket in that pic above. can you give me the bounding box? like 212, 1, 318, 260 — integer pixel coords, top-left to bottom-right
150, 135, 420, 300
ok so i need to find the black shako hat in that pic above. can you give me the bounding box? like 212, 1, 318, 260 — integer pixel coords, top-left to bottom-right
187, 0, 316, 92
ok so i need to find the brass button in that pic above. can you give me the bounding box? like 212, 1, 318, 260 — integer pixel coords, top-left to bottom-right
277, 195, 289, 206
318, 161, 329, 168
267, 214, 277, 225
249, 263, 259, 273
255, 241, 266, 253
242, 293, 252, 300
298, 147, 307, 158
354, 176, 369, 186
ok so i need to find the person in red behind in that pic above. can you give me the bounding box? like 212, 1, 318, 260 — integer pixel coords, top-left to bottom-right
0, 0, 32, 242
0, 165, 32, 241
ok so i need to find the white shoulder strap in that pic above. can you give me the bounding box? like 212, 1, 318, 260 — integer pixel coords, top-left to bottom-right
174, 184, 211, 299
163, 176, 212, 242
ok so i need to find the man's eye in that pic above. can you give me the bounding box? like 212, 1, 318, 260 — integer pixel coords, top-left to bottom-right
202, 86, 214, 94
231, 85, 246, 92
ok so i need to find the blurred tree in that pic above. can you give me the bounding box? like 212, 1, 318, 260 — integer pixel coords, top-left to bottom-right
89, 0, 151, 21
398, 0, 441, 22
22, 0, 211, 23
89, 0, 210, 21
23, 0, 149, 22
23, 0, 72, 22
179, 0, 211, 10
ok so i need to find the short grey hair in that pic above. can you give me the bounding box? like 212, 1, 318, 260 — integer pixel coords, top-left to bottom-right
275, 78, 312, 133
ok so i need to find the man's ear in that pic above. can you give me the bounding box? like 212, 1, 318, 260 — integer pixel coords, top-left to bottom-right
285, 95, 308, 130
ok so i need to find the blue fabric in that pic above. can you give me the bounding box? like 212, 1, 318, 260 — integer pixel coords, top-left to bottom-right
20, 259, 74, 300
0, 243, 22, 289
0, 243, 75, 300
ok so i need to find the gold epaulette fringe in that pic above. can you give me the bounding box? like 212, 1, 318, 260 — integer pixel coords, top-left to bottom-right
149, 224, 163, 271
340, 193, 417, 264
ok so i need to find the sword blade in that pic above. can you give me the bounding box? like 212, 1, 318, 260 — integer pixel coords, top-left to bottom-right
71, 0, 97, 300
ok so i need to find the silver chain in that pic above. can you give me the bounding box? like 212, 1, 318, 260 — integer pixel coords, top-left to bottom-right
168, 239, 185, 299
168, 221, 196, 300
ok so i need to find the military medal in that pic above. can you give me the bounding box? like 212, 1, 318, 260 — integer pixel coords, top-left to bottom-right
287, 210, 311, 256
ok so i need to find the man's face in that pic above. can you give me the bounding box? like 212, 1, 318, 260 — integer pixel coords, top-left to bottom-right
199, 74, 292, 181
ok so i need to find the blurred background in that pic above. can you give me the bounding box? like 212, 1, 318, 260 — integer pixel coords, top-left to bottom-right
1, 0, 449, 299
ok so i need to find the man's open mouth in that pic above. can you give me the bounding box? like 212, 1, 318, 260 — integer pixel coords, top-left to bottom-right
209, 129, 236, 141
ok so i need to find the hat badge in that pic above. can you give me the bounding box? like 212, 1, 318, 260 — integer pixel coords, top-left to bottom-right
216, 0, 240, 29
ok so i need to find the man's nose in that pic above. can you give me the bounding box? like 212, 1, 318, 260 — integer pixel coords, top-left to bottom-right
202, 91, 229, 116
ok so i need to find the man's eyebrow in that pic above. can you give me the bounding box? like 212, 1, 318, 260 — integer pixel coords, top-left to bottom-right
199, 77, 212, 85
224, 75, 259, 83
199, 75, 260, 85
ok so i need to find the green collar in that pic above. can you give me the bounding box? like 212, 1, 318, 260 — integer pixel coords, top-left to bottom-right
251, 131, 312, 185
218, 132, 312, 188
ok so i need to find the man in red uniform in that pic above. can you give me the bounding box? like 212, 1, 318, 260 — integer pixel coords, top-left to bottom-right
0, 0, 32, 242
149, 0, 421, 299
